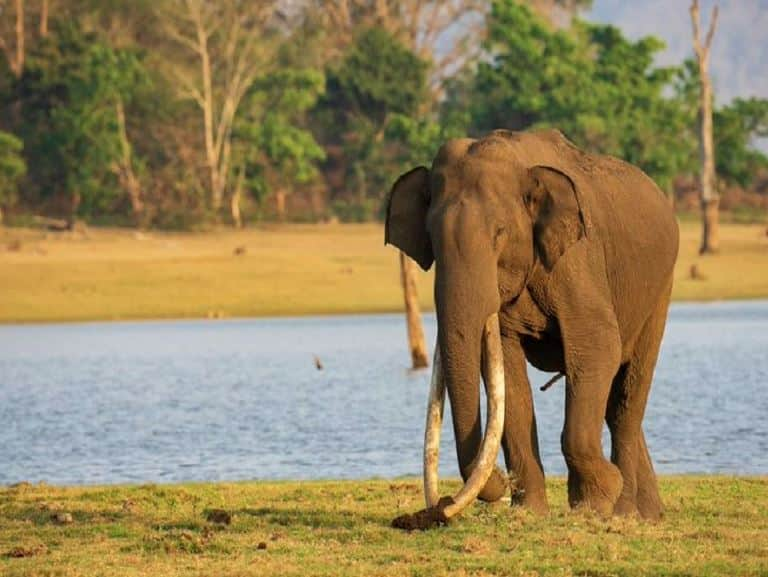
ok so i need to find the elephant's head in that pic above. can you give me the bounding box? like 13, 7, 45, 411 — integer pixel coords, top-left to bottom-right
386, 135, 585, 524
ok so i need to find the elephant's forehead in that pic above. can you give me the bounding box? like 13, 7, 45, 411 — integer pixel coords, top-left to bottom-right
437, 129, 572, 170
432, 148, 523, 199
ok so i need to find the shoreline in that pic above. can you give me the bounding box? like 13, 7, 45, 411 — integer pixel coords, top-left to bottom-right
1, 296, 767, 326
4, 473, 766, 490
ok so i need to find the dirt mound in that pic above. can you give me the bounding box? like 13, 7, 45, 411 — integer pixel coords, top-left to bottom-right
391, 496, 455, 531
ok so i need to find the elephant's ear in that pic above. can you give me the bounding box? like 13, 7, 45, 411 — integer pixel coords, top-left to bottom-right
525, 165, 586, 270
385, 166, 434, 271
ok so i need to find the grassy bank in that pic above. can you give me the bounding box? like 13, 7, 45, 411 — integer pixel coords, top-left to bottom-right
1, 477, 766, 576
1, 220, 767, 323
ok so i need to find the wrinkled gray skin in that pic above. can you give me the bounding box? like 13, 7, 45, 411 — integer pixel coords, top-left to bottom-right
386, 129, 679, 519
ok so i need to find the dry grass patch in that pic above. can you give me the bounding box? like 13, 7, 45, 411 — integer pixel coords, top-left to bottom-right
0, 220, 766, 323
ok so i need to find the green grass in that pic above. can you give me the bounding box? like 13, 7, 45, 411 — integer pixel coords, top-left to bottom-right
1, 219, 767, 323
1, 478, 766, 576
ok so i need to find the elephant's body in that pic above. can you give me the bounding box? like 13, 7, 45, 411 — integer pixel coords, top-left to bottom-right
490, 129, 678, 367
386, 129, 679, 522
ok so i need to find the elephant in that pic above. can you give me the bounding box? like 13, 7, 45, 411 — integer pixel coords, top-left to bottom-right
385, 129, 678, 529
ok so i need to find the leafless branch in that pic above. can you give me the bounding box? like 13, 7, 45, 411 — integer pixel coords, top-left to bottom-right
690, 0, 718, 60
705, 5, 719, 51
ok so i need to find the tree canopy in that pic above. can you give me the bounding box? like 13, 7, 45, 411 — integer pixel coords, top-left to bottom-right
0, 0, 765, 227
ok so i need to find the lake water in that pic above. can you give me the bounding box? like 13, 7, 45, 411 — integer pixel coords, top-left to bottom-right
1, 301, 767, 486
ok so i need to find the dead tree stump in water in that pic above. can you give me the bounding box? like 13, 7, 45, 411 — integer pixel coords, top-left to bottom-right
400, 251, 429, 370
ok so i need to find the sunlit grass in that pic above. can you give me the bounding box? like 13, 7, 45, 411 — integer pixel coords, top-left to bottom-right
1, 477, 765, 576
1, 220, 766, 323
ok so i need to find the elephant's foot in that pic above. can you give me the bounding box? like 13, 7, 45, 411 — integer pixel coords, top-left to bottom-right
474, 465, 509, 503
613, 485, 662, 520
613, 484, 663, 520
509, 471, 549, 514
612, 436, 663, 520
511, 486, 549, 515
636, 479, 663, 521
613, 494, 639, 517
567, 459, 623, 517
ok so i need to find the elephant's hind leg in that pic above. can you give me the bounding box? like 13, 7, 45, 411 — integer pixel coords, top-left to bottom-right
606, 293, 669, 521
635, 431, 662, 520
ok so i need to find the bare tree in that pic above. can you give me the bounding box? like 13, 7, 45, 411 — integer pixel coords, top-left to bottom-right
528, 0, 593, 26
314, 1, 590, 90
0, 0, 25, 77
39, 0, 47, 37
313, 0, 487, 97
160, 0, 276, 215
1, 0, 59, 68
112, 98, 145, 226
690, 0, 720, 254
229, 165, 245, 228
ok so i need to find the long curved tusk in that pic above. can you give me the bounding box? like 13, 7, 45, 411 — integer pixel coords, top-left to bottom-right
423, 345, 445, 508
441, 313, 506, 520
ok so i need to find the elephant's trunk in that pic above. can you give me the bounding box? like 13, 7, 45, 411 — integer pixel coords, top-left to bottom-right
423, 313, 507, 520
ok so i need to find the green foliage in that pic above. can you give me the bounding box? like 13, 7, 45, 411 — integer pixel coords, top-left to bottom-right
317, 27, 430, 217
234, 68, 326, 206
327, 27, 428, 126
674, 60, 768, 189
462, 0, 696, 192
0, 131, 26, 212
386, 114, 466, 169
714, 98, 768, 188
17, 22, 149, 218
472, 1, 593, 132
0, 0, 765, 227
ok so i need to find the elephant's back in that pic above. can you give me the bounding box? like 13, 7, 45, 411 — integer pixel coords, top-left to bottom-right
576, 153, 679, 280
490, 129, 678, 251
490, 128, 679, 347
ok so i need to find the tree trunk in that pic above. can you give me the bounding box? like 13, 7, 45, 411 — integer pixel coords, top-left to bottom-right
14, 0, 24, 77
697, 65, 719, 253
690, 0, 720, 254
701, 196, 720, 253
68, 192, 81, 229
230, 167, 244, 228
400, 251, 429, 369
40, 0, 49, 38
275, 189, 286, 221
192, 5, 222, 213
697, 71, 719, 253
115, 98, 144, 226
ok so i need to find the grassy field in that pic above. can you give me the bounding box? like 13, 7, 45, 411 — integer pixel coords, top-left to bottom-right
1, 220, 767, 323
1, 477, 766, 576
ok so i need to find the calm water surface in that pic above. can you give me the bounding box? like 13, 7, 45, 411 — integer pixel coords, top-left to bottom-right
1, 301, 767, 485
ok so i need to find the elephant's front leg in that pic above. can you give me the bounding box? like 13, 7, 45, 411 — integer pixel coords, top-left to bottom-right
551, 246, 624, 516
562, 360, 623, 517
500, 336, 548, 514
559, 319, 624, 515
